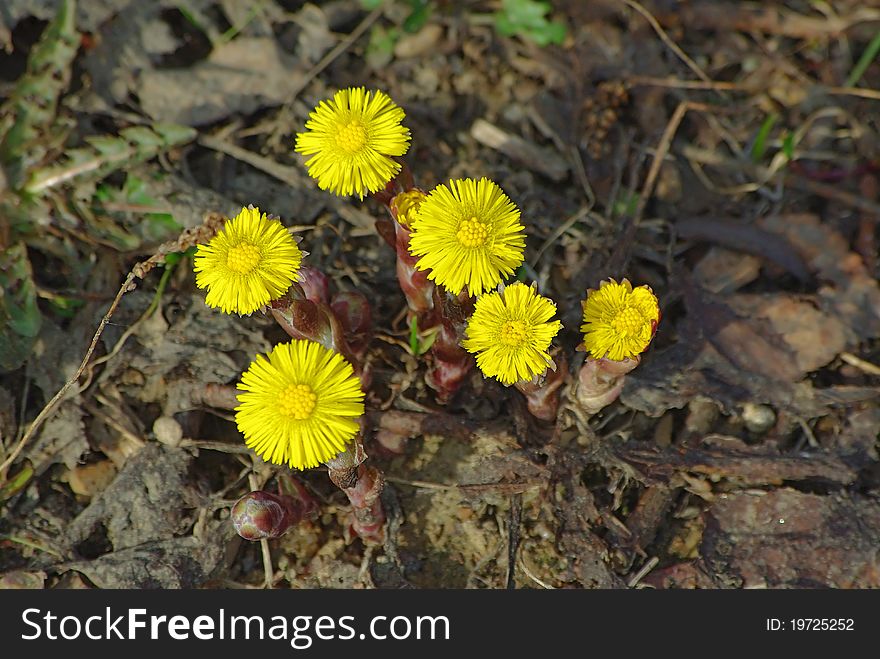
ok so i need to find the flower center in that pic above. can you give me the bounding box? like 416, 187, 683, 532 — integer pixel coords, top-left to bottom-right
226, 242, 261, 274
456, 217, 490, 248
335, 120, 367, 153
500, 319, 528, 346
277, 383, 317, 420
611, 306, 644, 337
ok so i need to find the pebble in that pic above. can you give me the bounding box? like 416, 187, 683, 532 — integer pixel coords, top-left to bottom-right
394, 24, 443, 59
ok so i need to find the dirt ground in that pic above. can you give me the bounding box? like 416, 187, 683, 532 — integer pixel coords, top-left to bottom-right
2, 0, 880, 589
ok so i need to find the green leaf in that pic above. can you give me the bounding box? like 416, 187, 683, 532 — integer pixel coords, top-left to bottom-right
846, 30, 880, 88
25, 122, 196, 195
403, 0, 431, 33
416, 326, 439, 355
0, 463, 34, 501
366, 24, 399, 69
0, 243, 43, 372
781, 132, 795, 161
612, 191, 640, 218
360, 0, 384, 9
0, 0, 79, 187
494, 0, 566, 45
409, 316, 420, 355
47, 294, 85, 319
750, 113, 778, 163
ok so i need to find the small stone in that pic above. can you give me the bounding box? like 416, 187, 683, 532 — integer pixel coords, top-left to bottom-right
153, 415, 183, 446
394, 24, 443, 59
741, 403, 776, 434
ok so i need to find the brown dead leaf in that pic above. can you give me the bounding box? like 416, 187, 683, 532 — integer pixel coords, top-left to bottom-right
0, 570, 46, 589
683, 274, 803, 382
64, 443, 198, 552
24, 399, 88, 476
727, 293, 848, 375
62, 522, 230, 588
554, 477, 624, 588
678, 218, 811, 283
760, 213, 880, 342
692, 247, 761, 295
702, 489, 880, 588
614, 436, 859, 487
139, 37, 305, 125
63, 459, 118, 499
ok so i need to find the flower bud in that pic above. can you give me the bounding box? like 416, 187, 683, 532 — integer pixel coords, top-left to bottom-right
297, 266, 330, 305
231, 490, 301, 541
331, 291, 372, 336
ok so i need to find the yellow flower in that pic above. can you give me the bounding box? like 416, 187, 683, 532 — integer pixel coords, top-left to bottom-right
391, 189, 427, 228
462, 282, 561, 385
236, 340, 365, 470
408, 178, 526, 296
580, 279, 660, 361
294, 87, 411, 199
193, 207, 302, 315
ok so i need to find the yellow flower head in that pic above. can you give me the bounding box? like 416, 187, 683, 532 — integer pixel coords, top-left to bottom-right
408, 178, 526, 296
236, 340, 365, 470
580, 279, 660, 361
462, 282, 562, 385
294, 87, 411, 199
391, 189, 427, 228
193, 206, 302, 315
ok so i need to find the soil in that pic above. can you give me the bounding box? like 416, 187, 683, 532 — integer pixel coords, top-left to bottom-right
1, 0, 880, 590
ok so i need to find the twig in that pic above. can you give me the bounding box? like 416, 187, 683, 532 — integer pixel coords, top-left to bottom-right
178, 439, 254, 454
0, 271, 136, 477
268, 5, 384, 146
506, 493, 522, 590
198, 134, 303, 186
619, 0, 713, 85
518, 556, 554, 589
840, 352, 880, 376
633, 101, 719, 224
627, 556, 659, 588
531, 205, 591, 266
630, 75, 880, 103
0, 215, 226, 478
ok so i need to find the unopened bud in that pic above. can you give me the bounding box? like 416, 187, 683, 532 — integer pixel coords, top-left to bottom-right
297, 266, 330, 305
231, 490, 302, 541
390, 189, 427, 229
331, 291, 372, 336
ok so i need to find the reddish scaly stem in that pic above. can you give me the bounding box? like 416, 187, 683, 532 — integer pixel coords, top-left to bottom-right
324, 437, 386, 545
423, 287, 475, 404
514, 351, 568, 422
575, 356, 640, 415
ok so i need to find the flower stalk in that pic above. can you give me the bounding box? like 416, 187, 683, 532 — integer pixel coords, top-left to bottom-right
325, 437, 386, 545
574, 355, 640, 415
514, 350, 567, 422
424, 287, 475, 403
387, 189, 434, 320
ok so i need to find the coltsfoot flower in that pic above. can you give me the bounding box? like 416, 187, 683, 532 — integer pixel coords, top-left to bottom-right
462, 282, 562, 385
580, 279, 660, 361
294, 87, 411, 199
391, 189, 427, 228
194, 206, 302, 315
236, 340, 365, 470
408, 178, 526, 296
